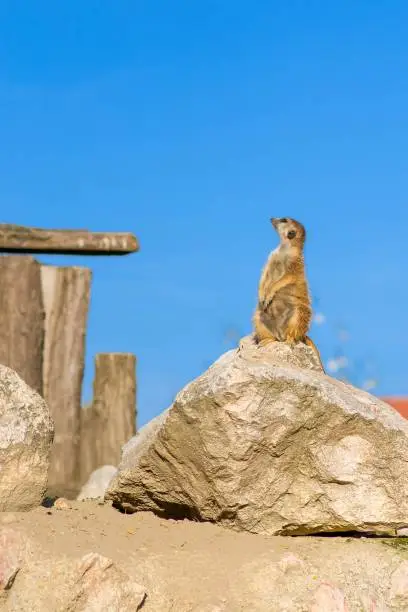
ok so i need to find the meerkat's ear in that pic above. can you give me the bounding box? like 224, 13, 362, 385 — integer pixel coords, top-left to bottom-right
287, 230, 296, 239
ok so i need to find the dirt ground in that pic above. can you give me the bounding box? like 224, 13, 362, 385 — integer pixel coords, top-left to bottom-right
1, 500, 405, 611
3, 498, 285, 560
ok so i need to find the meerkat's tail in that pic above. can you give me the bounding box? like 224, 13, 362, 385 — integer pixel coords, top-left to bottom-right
304, 336, 325, 373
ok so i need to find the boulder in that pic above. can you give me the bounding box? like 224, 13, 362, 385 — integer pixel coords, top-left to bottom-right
77, 465, 118, 501
106, 336, 408, 536
0, 365, 54, 511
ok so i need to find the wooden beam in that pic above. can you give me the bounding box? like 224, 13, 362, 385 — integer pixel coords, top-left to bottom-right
41, 264, 92, 498
0, 224, 139, 255
0, 256, 44, 394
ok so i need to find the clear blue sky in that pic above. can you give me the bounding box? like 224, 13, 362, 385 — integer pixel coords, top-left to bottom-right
1, 1, 407, 425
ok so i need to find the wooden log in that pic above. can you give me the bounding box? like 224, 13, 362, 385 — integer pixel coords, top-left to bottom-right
41, 265, 91, 497
0, 255, 44, 394
92, 353, 137, 468
0, 224, 139, 255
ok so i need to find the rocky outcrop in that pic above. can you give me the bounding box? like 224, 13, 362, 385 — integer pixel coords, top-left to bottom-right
77, 465, 118, 501
0, 365, 54, 511
106, 336, 408, 536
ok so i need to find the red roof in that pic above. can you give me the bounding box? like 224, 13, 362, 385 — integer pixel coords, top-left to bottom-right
381, 397, 408, 419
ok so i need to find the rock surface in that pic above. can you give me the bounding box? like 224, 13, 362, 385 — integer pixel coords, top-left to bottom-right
106, 336, 408, 536
0, 365, 54, 511
0, 526, 146, 611
77, 465, 118, 501
0, 528, 27, 592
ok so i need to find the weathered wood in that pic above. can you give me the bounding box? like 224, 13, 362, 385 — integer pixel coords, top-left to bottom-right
0, 224, 139, 255
41, 265, 91, 497
0, 256, 44, 394
92, 353, 137, 468
79, 402, 99, 485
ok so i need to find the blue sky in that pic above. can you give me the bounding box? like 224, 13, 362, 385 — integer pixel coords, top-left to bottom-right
1, 1, 408, 425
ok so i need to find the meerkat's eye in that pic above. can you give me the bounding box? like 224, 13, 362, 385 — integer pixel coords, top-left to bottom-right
280, 218, 287, 223
287, 230, 296, 239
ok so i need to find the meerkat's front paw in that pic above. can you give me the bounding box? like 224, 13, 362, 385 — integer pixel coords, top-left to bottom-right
259, 299, 272, 312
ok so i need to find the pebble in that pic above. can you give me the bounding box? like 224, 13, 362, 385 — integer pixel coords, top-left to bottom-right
54, 498, 71, 510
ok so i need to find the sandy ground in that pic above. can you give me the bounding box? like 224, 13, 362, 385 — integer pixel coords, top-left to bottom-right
1, 498, 337, 567
1, 500, 405, 611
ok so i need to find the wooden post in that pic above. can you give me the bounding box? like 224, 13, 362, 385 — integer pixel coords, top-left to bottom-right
0, 222, 139, 496
41, 265, 91, 497
79, 402, 98, 485
92, 353, 137, 468
0, 256, 44, 394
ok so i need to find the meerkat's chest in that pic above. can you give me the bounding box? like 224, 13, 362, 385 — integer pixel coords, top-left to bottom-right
263, 247, 289, 282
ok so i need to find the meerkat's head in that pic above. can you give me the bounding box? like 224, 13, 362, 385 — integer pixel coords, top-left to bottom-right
270, 217, 306, 248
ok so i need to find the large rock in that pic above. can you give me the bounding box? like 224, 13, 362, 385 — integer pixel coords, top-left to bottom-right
77, 465, 118, 501
0, 365, 54, 511
106, 336, 408, 536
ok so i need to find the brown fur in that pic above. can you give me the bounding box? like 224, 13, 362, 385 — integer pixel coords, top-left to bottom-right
253, 217, 325, 372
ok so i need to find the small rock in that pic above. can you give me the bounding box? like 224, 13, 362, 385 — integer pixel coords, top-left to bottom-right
78, 465, 117, 501
278, 553, 305, 573
54, 498, 71, 510
396, 527, 408, 536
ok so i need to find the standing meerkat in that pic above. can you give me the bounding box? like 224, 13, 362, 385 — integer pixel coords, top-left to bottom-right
253, 217, 325, 371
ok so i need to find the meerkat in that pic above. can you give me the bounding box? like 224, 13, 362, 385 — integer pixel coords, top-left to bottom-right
253, 217, 325, 372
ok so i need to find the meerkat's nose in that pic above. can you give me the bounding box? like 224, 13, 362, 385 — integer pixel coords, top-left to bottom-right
270, 217, 278, 228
